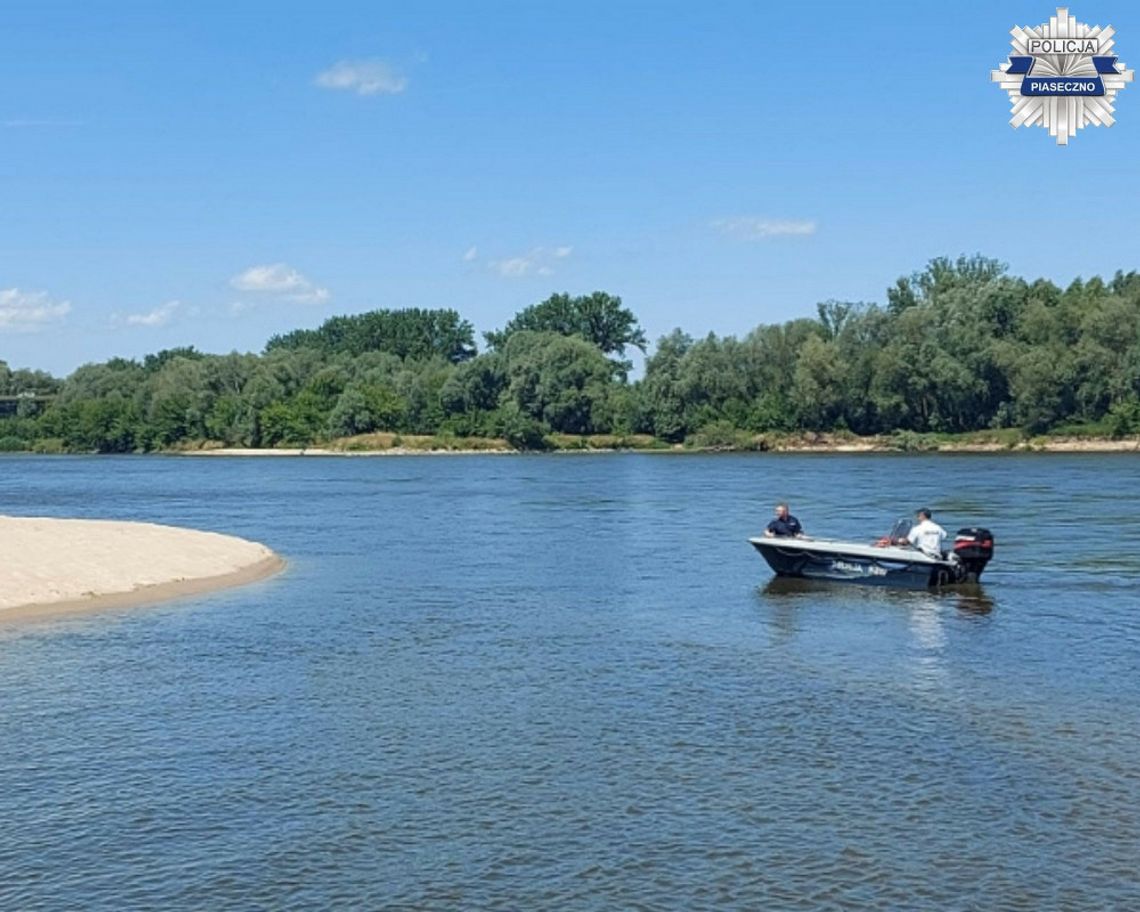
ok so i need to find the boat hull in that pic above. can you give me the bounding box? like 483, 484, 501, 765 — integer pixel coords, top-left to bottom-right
750, 538, 963, 589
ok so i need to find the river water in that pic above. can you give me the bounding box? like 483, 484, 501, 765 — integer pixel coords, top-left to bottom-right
1, 453, 1138, 910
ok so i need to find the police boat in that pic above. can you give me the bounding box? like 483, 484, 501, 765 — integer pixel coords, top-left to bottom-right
749, 519, 994, 589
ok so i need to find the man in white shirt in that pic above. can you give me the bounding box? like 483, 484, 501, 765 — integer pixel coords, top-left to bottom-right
907, 508, 947, 558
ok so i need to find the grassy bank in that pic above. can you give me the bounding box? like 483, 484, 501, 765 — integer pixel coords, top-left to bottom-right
6, 427, 1139, 456
190, 427, 1140, 454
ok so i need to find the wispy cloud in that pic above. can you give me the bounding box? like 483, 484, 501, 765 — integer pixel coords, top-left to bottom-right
229, 263, 329, 303
123, 300, 180, 327
0, 288, 71, 332
2, 118, 84, 129
489, 246, 573, 279
463, 246, 479, 262
315, 59, 408, 96
712, 217, 817, 239
493, 257, 533, 278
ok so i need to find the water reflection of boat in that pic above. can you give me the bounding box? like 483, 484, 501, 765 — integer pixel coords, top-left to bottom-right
750, 520, 994, 590
759, 576, 994, 614
951, 590, 995, 615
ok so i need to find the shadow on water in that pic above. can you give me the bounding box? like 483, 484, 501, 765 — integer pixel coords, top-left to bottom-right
757, 575, 995, 615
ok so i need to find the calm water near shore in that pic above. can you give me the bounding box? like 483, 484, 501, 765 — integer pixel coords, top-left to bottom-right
1, 453, 1138, 910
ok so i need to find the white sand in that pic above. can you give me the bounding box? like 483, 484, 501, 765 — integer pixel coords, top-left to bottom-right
0, 516, 283, 622
177, 447, 514, 456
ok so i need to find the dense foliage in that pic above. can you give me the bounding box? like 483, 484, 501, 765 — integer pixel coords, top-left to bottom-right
266, 307, 477, 363
482, 292, 647, 357
4, 258, 1140, 453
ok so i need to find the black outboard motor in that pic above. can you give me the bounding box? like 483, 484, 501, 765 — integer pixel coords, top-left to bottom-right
953, 528, 994, 582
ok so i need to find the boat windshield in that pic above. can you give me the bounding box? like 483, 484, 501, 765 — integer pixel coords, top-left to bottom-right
886, 517, 913, 545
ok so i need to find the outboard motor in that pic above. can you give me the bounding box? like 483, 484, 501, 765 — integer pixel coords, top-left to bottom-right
953, 528, 994, 582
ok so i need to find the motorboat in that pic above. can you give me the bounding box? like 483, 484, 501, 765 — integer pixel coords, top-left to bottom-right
749, 519, 994, 589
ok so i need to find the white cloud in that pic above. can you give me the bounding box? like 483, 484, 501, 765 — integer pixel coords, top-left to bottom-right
712, 217, 817, 239
124, 300, 180, 327
463, 246, 478, 262
0, 288, 71, 332
229, 263, 330, 303
489, 246, 573, 279
493, 256, 535, 278
231, 263, 309, 293
315, 59, 408, 96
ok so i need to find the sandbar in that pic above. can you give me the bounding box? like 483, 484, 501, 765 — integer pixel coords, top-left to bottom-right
0, 516, 283, 623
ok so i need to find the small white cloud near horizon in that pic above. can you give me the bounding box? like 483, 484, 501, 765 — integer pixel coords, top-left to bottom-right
229, 263, 330, 303
463, 246, 479, 262
315, 59, 408, 96
712, 217, 817, 239
124, 300, 181, 328
0, 288, 71, 332
489, 246, 573, 279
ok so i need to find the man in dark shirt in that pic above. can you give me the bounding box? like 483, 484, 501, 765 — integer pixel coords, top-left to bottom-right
765, 502, 804, 538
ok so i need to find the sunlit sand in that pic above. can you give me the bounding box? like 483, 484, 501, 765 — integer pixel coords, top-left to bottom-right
0, 516, 282, 622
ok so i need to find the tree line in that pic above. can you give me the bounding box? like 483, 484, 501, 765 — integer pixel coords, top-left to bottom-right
3, 256, 1140, 453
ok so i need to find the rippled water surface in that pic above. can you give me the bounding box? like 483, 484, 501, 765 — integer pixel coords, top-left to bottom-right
1, 453, 1139, 910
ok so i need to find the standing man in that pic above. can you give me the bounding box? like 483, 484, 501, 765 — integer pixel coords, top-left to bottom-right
765, 502, 804, 538
907, 507, 947, 557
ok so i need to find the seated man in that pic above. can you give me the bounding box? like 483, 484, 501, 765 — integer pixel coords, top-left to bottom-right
764, 502, 804, 538
907, 507, 947, 557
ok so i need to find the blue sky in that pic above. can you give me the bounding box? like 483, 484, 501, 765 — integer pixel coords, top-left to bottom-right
2, 1, 1138, 375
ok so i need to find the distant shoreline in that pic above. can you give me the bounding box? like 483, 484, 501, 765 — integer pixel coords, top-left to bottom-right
170, 434, 1140, 456
5, 431, 1140, 457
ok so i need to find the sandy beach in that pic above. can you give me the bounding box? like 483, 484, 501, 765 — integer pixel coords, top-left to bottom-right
0, 516, 283, 622
178, 447, 512, 456
169, 435, 1140, 456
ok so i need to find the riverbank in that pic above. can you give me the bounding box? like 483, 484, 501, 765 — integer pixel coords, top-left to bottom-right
164, 430, 1140, 455
762, 432, 1140, 453
0, 516, 283, 622
8, 429, 1140, 457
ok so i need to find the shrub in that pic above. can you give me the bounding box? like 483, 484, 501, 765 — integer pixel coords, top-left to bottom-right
498, 409, 549, 450
690, 420, 751, 450
888, 430, 940, 452
31, 437, 66, 454
1107, 398, 1140, 439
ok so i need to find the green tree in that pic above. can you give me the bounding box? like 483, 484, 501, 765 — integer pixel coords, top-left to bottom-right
440, 354, 506, 418
142, 356, 212, 446
793, 335, 847, 429
327, 383, 407, 436
266, 308, 476, 363
639, 329, 693, 441
485, 292, 647, 357
1009, 347, 1074, 433
500, 331, 617, 434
